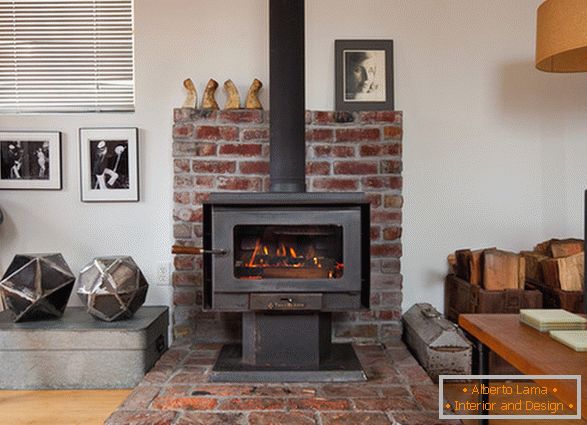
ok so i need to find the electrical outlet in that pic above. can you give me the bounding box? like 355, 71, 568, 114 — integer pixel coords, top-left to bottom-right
156, 262, 170, 286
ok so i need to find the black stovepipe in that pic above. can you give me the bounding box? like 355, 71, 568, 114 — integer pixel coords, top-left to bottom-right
269, 0, 306, 193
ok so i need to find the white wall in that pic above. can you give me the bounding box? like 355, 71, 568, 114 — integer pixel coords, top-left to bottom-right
1, 0, 586, 314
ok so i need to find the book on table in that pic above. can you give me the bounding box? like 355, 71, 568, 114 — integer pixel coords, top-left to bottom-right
519, 309, 587, 332
549, 330, 587, 352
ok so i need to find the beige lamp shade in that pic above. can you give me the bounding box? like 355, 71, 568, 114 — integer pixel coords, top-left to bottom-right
536, 0, 587, 72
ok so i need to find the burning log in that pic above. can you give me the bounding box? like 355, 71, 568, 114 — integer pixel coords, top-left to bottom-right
236, 239, 343, 280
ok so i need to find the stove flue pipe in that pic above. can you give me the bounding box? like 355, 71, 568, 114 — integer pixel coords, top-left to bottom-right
269, 0, 306, 193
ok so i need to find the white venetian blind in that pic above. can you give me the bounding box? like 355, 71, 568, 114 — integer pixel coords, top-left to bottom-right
0, 0, 134, 113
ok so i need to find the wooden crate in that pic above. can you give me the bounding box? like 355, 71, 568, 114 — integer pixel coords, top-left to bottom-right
526, 278, 583, 313
445, 274, 543, 323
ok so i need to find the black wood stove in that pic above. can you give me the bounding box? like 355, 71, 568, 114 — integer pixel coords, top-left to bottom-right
203, 193, 370, 381
195, 0, 370, 382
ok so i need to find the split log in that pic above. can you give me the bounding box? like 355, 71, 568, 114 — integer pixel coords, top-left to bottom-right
245, 78, 263, 109
470, 249, 484, 286
182, 78, 197, 108
541, 258, 559, 288
559, 253, 583, 291
534, 239, 551, 256
447, 254, 457, 274
201, 79, 220, 110
540, 252, 584, 291
455, 248, 487, 285
549, 238, 583, 258
482, 249, 520, 290
455, 249, 472, 282
518, 256, 526, 289
521, 251, 549, 282
223, 79, 241, 109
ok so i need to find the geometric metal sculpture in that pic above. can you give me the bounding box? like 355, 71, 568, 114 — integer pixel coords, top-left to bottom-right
77, 256, 148, 322
0, 253, 75, 322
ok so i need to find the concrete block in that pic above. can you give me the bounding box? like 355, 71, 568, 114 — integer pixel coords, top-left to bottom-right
0, 306, 168, 389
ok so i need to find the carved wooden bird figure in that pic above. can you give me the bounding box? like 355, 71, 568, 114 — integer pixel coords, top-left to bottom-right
201, 79, 220, 110
245, 78, 263, 109
223, 79, 241, 109
182, 78, 197, 108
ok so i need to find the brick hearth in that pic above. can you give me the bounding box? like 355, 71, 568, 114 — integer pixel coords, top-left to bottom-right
172, 108, 403, 345
106, 342, 460, 425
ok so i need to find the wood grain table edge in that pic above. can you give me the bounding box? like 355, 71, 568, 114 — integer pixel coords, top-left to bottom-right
459, 314, 586, 420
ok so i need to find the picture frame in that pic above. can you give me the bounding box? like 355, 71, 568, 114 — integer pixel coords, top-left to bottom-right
0, 131, 62, 190
79, 127, 139, 202
335, 40, 394, 111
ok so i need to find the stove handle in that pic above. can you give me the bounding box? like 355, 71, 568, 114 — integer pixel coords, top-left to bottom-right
171, 245, 228, 256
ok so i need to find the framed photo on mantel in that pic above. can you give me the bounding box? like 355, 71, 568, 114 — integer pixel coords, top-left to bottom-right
335, 39, 394, 111
0, 131, 62, 190
79, 127, 139, 202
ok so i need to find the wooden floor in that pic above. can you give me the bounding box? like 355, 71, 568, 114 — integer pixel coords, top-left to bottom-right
0, 390, 131, 425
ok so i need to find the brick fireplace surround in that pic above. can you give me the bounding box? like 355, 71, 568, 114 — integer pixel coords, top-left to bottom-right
171, 108, 403, 345
104, 110, 462, 425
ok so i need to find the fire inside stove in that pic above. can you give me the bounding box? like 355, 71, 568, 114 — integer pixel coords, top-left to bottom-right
234, 225, 344, 280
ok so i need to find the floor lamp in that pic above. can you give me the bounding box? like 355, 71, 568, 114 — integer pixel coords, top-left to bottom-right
535, 0, 587, 313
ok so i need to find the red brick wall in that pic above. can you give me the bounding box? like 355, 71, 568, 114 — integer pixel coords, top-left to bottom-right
172, 108, 403, 345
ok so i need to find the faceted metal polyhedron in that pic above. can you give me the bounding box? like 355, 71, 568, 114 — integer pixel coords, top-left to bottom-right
77, 256, 148, 322
0, 253, 75, 322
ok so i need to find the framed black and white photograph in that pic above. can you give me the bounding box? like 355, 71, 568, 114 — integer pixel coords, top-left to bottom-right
0, 131, 61, 190
79, 128, 139, 202
335, 40, 394, 111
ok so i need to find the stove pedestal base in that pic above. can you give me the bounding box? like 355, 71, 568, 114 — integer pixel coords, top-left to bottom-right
209, 343, 367, 383
242, 311, 332, 368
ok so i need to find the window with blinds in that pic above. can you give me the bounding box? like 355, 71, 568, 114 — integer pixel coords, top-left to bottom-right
0, 0, 135, 113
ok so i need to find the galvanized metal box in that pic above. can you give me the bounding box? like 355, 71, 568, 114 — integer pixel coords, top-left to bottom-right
0, 306, 168, 389
402, 303, 472, 382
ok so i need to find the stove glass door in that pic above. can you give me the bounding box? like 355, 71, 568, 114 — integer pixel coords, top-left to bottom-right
233, 225, 343, 280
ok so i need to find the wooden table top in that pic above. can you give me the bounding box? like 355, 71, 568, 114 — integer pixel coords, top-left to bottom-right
459, 314, 587, 420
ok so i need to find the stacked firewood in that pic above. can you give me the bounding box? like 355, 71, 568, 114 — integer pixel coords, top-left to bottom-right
521, 239, 584, 292
448, 239, 584, 292
449, 248, 525, 290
